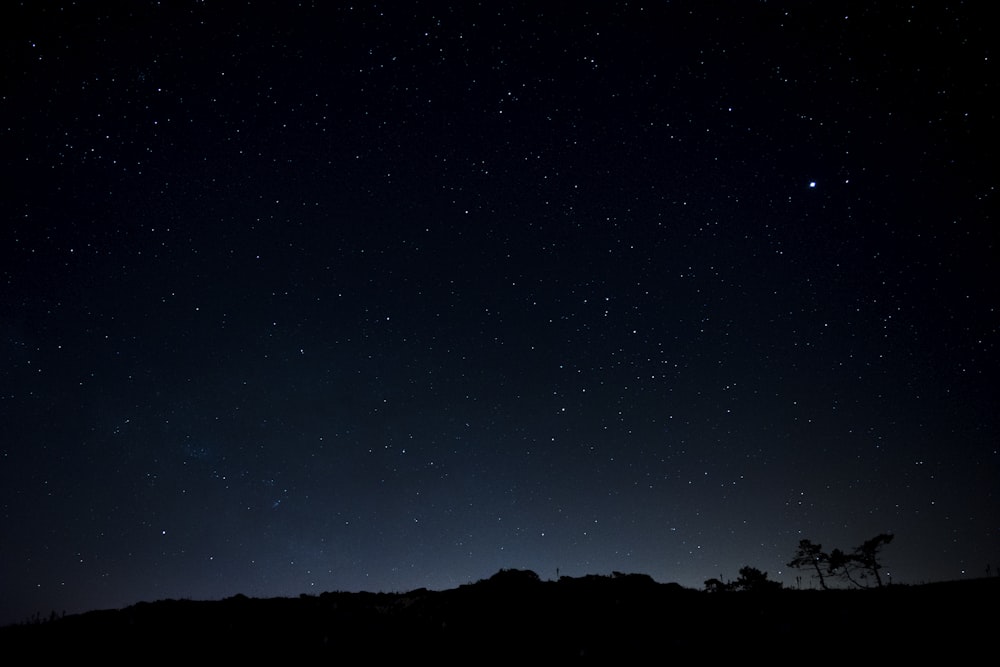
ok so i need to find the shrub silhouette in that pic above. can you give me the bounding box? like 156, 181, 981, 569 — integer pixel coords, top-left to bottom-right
732, 566, 783, 592
484, 568, 541, 588
703, 577, 730, 593
703, 567, 781, 593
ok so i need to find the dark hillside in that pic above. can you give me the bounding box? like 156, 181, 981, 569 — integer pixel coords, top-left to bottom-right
2, 571, 996, 660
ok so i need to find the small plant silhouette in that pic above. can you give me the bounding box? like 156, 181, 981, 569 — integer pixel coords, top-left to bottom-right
703, 567, 781, 592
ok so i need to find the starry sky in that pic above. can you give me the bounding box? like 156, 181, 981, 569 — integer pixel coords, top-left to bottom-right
2, 1, 997, 624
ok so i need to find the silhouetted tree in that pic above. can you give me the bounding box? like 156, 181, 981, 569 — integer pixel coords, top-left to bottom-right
818, 533, 895, 589
827, 548, 865, 588
853, 533, 894, 588
787, 539, 831, 590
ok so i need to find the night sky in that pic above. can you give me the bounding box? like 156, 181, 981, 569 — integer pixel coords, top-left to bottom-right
2, 1, 997, 625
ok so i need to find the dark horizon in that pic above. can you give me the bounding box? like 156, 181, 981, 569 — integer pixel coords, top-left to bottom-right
3, 540, 993, 627
7, 564, 999, 629
2, 1, 997, 629
4, 569, 997, 661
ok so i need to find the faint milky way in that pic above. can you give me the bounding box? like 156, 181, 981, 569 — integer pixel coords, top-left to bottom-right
0, 1, 997, 625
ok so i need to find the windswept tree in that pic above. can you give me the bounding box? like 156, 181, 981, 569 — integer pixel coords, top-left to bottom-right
787, 539, 831, 590
853, 533, 894, 588
827, 548, 865, 588
790, 533, 895, 589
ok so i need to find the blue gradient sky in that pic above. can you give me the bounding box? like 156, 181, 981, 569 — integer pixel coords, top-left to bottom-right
2, 1, 996, 625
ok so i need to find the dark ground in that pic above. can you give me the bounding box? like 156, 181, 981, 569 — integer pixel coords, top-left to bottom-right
1, 571, 995, 660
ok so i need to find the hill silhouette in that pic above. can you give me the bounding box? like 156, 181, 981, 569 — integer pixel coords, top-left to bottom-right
1, 570, 995, 659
